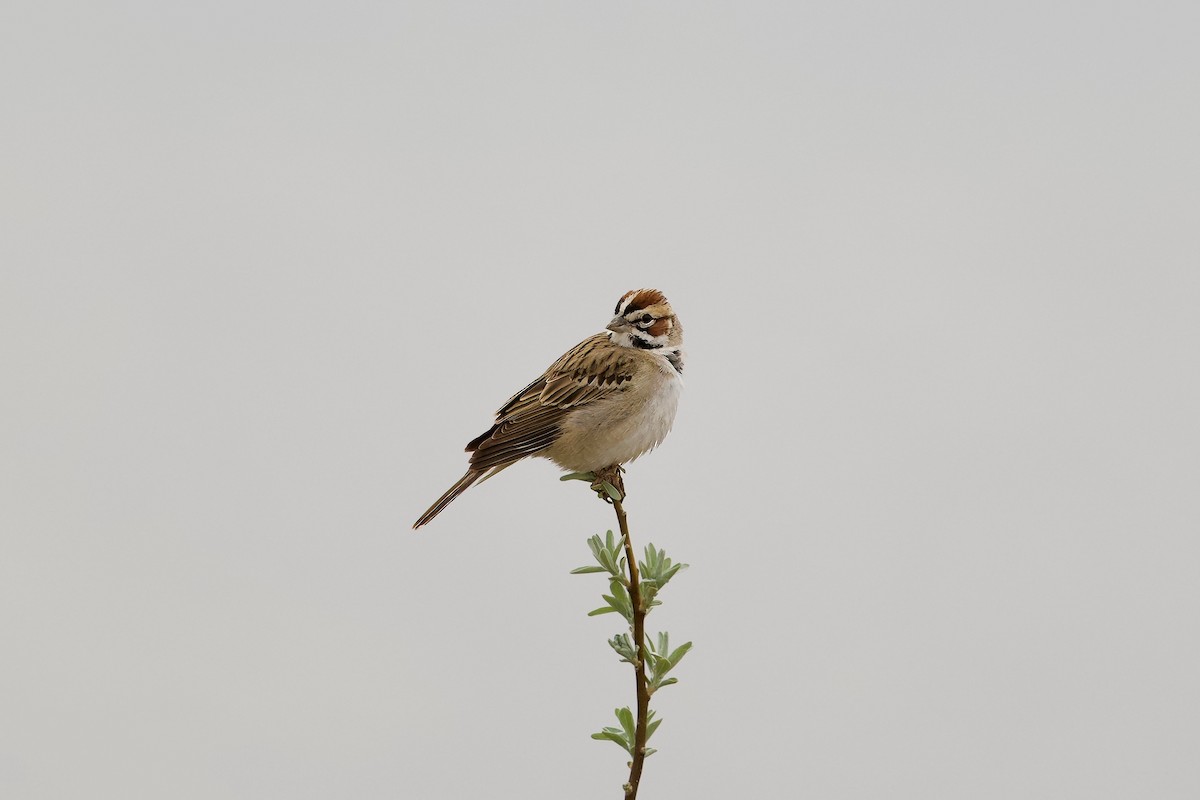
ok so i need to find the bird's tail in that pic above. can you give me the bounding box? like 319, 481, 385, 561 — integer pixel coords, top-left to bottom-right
412, 470, 483, 529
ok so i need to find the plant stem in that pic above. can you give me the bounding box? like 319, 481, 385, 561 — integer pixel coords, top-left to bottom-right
610, 493, 649, 800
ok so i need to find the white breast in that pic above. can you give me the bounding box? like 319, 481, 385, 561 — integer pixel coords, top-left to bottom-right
546, 360, 684, 473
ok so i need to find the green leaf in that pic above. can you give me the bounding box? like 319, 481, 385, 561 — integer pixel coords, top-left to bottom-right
660, 563, 688, 583
560, 471, 596, 482
570, 565, 606, 574
606, 578, 631, 607
588, 606, 619, 616
615, 707, 635, 741
600, 481, 623, 502
643, 747, 657, 758
637, 543, 689, 589
644, 544, 661, 570
591, 730, 632, 754
595, 584, 633, 621
646, 714, 663, 741
608, 634, 638, 663
668, 641, 693, 666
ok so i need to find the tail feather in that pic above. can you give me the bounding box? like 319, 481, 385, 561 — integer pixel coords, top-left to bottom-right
412, 470, 483, 529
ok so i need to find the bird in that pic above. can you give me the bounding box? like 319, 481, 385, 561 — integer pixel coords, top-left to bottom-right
413, 288, 685, 529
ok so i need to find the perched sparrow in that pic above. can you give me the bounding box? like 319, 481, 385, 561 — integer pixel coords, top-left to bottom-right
413, 289, 685, 529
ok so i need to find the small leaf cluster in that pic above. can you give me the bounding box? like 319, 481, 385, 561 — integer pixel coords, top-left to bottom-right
591, 707, 663, 758
570, 535, 689, 620
573, 531, 691, 760
638, 543, 686, 611
570, 530, 627, 578
607, 632, 637, 665
571, 531, 635, 621
644, 632, 692, 695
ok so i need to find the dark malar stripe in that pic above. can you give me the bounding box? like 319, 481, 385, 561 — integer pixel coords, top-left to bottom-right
631, 335, 663, 350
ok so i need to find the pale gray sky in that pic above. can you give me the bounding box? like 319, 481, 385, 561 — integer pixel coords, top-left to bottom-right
3, 2, 1198, 798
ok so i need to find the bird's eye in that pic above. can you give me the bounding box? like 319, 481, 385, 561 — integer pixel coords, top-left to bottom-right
640, 314, 653, 324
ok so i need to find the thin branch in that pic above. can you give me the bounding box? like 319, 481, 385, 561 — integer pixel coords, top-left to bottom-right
610, 491, 650, 800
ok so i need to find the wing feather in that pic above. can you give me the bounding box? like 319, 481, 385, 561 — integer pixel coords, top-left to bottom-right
464, 334, 636, 473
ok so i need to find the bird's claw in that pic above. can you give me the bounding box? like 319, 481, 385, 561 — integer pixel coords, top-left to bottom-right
591, 466, 625, 502
562, 467, 625, 502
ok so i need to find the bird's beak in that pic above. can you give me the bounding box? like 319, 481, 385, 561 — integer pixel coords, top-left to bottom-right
606, 316, 629, 333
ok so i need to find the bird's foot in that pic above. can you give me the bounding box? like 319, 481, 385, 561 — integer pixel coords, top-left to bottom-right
591, 465, 625, 503
560, 467, 625, 503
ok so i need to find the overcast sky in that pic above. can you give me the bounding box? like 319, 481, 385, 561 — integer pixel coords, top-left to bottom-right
3, 2, 1198, 798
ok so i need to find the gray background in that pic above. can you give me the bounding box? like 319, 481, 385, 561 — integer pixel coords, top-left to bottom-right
3, 2, 1198, 798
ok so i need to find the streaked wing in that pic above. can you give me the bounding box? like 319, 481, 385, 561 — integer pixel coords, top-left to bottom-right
539, 335, 636, 407
466, 334, 634, 472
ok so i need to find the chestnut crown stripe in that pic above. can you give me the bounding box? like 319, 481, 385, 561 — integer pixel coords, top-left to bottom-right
615, 288, 668, 316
